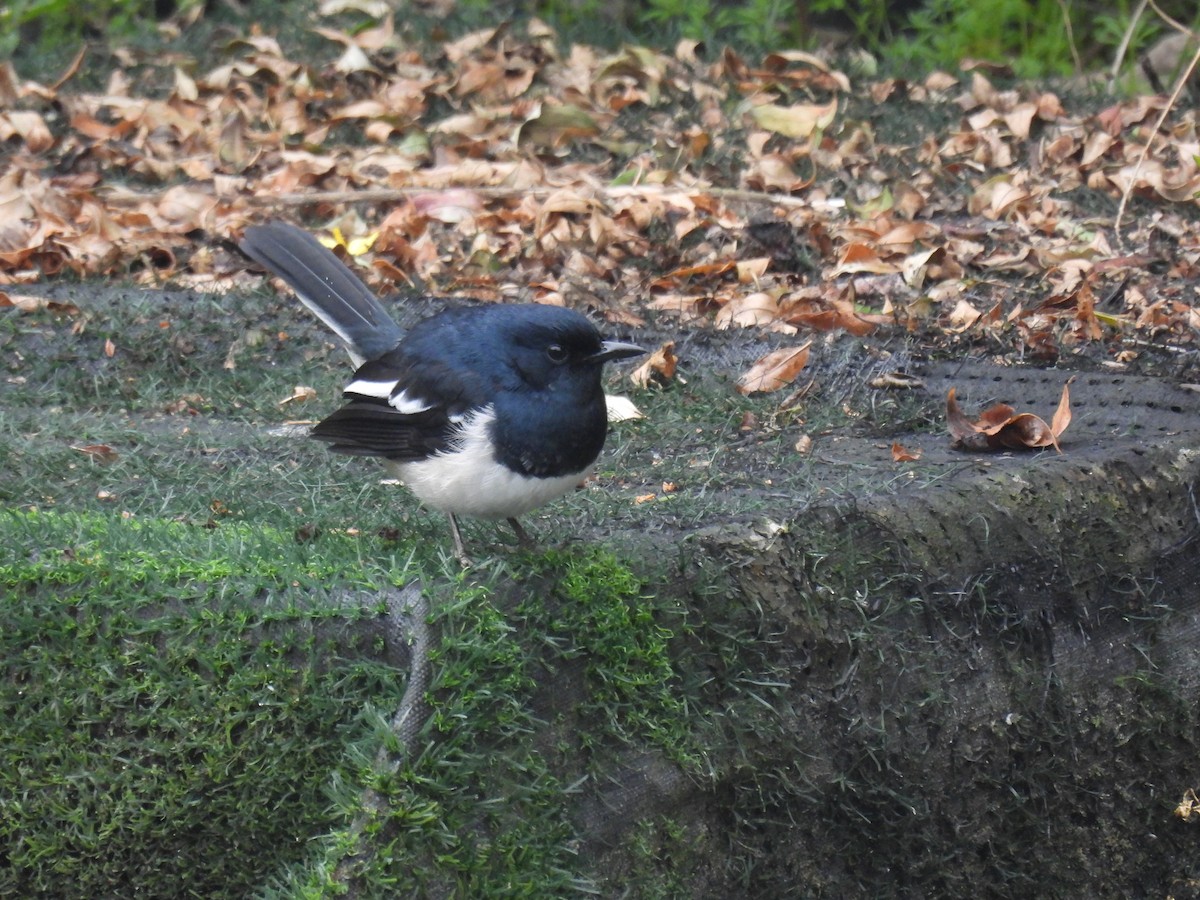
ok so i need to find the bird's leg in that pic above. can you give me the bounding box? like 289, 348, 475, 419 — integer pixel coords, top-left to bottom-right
507, 517, 537, 550
446, 513, 472, 567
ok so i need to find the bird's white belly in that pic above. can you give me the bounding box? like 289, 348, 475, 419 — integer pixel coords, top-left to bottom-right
385, 408, 590, 519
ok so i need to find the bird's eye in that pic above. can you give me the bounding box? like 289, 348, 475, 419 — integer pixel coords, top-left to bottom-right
546, 344, 568, 364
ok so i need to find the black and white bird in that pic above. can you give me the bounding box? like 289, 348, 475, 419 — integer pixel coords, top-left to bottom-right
239, 222, 644, 563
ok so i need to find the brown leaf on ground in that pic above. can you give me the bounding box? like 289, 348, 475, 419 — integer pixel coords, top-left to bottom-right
748, 99, 838, 139
72, 444, 119, 463
947, 378, 1074, 452
715, 291, 779, 329
891, 441, 922, 462
629, 341, 678, 389
278, 385, 318, 406
736, 341, 812, 395
782, 290, 880, 336
652, 261, 737, 288
1049, 377, 1074, 438
0, 292, 82, 316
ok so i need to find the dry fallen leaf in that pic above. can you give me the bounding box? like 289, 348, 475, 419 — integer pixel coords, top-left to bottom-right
947, 377, 1074, 452
715, 292, 779, 330
1049, 378, 1073, 440
605, 394, 644, 422
629, 341, 678, 389
0, 293, 82, 316
516, 101, 602, 149
651, 261, 737, 288
1175, 788, 1199, 823
749, 99, 838, 139
279, 385, 318, 406
891, 441, 922, 462
73, 444, 119, 463
870, 372, 925, 390
736, 340, 812, 395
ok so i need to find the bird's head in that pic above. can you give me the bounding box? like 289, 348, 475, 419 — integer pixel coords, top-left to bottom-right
498, 306, 643, 394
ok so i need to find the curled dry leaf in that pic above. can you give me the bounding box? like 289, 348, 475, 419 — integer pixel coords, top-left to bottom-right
279, 385, 318, 406
1175, 788, 1200, 822
736, 340, 812, 396
605, 394, 644, 423
1050, 378, 1073, 438
891, 441, 922, 462
651, 260, 737, 288
749, 99, 838, 139
735, 258, 771, 283
73, 444, 119, 463
629, 341, 678, 389
517, 102, 602, 149
947, 377, 1074, 452
411, 189, 482, 224
715, 292, 779, 329
0, 293, 81, 316
1, 111, 54, 153
870, 371, 925, 390
784, 295, 879, 337
832, 242, 901, 276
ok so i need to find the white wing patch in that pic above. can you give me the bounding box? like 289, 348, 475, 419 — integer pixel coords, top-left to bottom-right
343, 379, 433, 415
343, 377, 397, 399
389, 390, 433, 415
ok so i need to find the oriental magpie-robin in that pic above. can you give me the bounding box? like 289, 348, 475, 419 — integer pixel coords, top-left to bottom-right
239, 222, 644, 563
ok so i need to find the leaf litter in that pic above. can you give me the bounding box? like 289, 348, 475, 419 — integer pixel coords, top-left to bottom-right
2, 15, 1200, 436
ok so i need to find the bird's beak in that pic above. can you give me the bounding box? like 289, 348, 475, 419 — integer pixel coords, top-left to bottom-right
590, 340, 645, 363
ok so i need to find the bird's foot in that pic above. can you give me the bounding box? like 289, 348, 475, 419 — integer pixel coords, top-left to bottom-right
507, 517, 537, 551
446, 513, 473, 568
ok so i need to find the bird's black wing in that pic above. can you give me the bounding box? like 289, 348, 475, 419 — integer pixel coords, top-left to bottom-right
310, 402, 453, 460
312, 351, 492, 463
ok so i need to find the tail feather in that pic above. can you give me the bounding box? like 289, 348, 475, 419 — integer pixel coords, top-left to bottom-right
240, 222, 403, 364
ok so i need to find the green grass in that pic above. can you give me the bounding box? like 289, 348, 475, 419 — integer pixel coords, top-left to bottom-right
0, 498, 716, 895
0, 509, 412, 897
269, 547, 705, 896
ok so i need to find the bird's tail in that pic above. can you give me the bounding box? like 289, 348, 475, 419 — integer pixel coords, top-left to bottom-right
240, 222, 403, 364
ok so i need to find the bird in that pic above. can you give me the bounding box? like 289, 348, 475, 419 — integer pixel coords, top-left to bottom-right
238, 221, 644, 564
